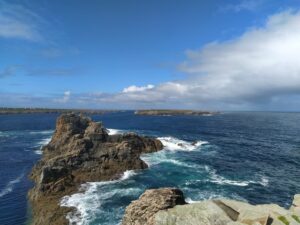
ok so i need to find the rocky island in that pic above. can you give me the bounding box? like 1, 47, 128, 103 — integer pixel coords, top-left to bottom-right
122, 188, 300, 225
135, 110, 218, 116
28, 113, 163, 225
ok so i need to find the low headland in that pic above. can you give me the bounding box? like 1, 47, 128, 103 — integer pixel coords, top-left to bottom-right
0, 107, 119, 115
135, 109, 219, 116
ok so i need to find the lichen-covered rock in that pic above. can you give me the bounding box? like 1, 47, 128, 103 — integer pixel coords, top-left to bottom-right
122, 188, 186, 225
28, 113, 163, 225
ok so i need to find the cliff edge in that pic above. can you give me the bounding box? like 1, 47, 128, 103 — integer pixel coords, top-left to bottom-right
28, 113, 163, 225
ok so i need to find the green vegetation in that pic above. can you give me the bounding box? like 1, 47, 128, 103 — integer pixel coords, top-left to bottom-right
292, 215, 300, 223
278, 216, 290, 225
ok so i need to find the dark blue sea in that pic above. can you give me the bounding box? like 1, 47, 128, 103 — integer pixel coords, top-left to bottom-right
0, 112, 300, 225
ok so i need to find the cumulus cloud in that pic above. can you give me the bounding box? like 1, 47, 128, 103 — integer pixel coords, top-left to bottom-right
54, 91, 71, 103
79, 9, 300, 110
122, 84, 154, 93
0, 1, 43, 41
2, 9, 300, 110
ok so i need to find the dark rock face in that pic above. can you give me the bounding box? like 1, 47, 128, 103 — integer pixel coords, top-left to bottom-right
28, 113, 163, 225
122, 188, 186, 225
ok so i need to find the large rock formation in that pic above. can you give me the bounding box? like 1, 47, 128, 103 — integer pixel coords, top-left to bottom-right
122, 188, 300, 225
28, 113, 163, 225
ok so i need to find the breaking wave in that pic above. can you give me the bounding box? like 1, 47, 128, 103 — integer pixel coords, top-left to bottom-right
60, 170, 137, 225
158, 136, 208, 151
107, 128, 123, 135
34, 137, 52, 154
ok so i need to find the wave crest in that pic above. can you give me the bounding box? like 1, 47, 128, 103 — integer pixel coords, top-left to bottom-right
60, 170, 137, 224
158, 136, 208, 151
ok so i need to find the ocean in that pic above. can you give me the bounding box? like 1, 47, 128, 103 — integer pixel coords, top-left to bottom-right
0, 112, 299, 225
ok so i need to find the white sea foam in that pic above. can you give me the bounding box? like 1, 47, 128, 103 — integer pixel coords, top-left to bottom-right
205, 165, 269, 187
0, 131, 9, 138
0, 173, 24, 198
107, 128, 123, 135
158, 136, 208, 151
141, 152, 203, 170
29, 130, 54, 135
60, 170, 137, 224
34, 137, 52, 154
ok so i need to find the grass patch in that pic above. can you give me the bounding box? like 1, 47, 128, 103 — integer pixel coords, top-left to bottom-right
278, 216, 290, 225
292, 215, 300, 223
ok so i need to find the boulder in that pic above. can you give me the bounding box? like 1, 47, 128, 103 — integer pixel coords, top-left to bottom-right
122, 188, 186, 225
122, 188, 300, 225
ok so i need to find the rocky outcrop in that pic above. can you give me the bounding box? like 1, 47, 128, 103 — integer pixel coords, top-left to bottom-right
28, 113, 163, 225
122, 188, 300, 225
122, 188, 186, 225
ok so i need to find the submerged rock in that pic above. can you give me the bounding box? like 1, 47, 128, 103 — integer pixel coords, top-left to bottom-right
122, 188, 300, 225
28, 113, 163, 225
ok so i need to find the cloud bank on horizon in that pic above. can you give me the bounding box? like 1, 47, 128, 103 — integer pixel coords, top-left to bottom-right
1, 0, 300, 111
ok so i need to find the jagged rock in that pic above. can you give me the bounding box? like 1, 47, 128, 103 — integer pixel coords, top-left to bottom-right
122, 189, 300, 225
28, 113, 163, 225
122, 188, 186, 225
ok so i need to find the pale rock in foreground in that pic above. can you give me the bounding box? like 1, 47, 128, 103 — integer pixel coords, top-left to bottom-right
122, 188, 300, 225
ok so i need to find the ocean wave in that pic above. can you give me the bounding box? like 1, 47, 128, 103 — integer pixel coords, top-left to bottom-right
158, 136, 208, 151
107, 128, 123, 135
0, 173, 24, 198
0, 131, 10, 138
205, 166, 269, 187
60, 170, 138, 224
34, 137, 52, 154
29, 130, 54, 135
141, 152, 203, 170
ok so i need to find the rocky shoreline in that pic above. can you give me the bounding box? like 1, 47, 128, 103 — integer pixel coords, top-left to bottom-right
121, 188, 300, 225
28, 113, 163, 225
28, 113, 300, 225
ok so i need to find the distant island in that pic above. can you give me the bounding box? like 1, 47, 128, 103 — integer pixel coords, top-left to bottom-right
0, 107, 119, 115
135, 109, 219, 116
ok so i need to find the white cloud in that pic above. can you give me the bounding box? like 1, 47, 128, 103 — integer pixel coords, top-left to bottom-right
122, 84, 154, 93
2, 9, 300, 111
0, 1, 43, 41
84, 10, 300, 110
54, 91, 71, 103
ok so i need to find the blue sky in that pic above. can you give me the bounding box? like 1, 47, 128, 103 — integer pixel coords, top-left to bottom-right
1, 0, 300, 110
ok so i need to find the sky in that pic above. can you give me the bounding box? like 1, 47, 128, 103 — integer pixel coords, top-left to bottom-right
1, 0, 300, 111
